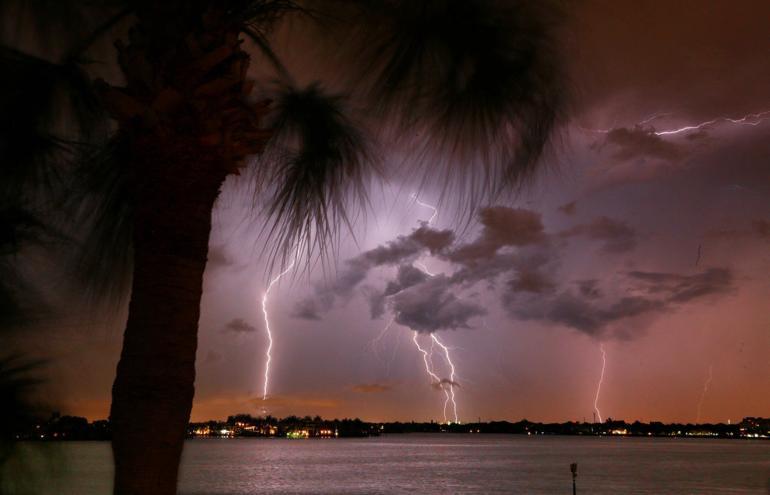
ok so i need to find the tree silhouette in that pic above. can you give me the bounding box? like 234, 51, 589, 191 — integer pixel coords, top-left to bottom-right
1, 1, 567, 493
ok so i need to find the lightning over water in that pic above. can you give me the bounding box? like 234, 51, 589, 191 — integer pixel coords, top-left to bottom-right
594, 343, 607, 423
696, 364, 714, 423
431, 334, 459, 424
261, 260, 296, 401
410, 194, 461, 424
413, 332, 451, 423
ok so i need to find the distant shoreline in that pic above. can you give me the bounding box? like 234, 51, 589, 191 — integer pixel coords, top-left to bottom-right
15, 414, 770, 441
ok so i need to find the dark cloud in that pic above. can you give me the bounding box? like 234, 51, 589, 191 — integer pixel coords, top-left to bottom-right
431, 378, 460, 391
223, 318, 256, 333
366, 264, 430, 319
753, 219, 770, 238
362, 225, 455, 265
351, 383, 392, 394
575, 279, 602, 299
202, 350, 222, 364
206, 244, 234, 269
596, 126, 684, 162
392, 275, 486, 333
408, 224, 456, 254
511, 292, 661, 337
558, 201, 577, 215
365, 288, 387, 320
626, 268, 733, 303
508, 270, 555, 294
506, 268, 733, 339
561, 216, 637, 253
293, 225, 454, 319
291, 299, 323, 320
706, 218, 770, 240
384, 265, 430, 296
448, 207, 545, 263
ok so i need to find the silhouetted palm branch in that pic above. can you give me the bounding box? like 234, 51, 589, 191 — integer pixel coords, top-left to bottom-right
312, 0, 567, 204
0, 206, 60, 328
256, 83, 377, 267
67, 136, 134, 304
0, 46, 106, 199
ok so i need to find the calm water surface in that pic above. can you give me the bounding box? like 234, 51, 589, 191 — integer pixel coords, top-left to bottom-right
9, 435, 770, 494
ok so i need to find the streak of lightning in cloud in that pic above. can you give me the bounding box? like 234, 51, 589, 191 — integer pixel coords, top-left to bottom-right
362, 193, 461, 423
654, 111, 770, 136
696, 364, 714, 423
411, 192, 438, 224
583, 110, 770, 136
261, 260, 296, 401
410, 193, 461, 424
369, 315, 397, 363
593, 343, 607, 423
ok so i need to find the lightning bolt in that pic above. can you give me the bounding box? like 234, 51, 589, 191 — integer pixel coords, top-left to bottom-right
696, 364, 714, 424
413, 332, 451, 423
261, 260, 296, 401
654, 111, 770, 136
593, 343, 607, 424
410, 194, 460, 424
363, 193, 461, 423
369, 315, 397, 364
431, 334, 459, 424
583, 110, 770, 136
410, 192, 438, 224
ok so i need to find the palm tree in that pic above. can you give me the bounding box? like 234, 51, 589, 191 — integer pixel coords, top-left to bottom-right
1, 1, 567, 493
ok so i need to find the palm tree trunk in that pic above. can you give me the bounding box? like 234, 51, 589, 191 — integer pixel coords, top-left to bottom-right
110, 149, 226, 495
100, 5, 268, 492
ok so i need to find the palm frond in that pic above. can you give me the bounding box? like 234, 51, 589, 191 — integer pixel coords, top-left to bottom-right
0, 46, 106, 198
66, 135, 134, 305
255, 83, 378, 267
0, 206, 62, 328
318, 0, 568, 201
242, 26, 293, 83
229, 0, 304, 30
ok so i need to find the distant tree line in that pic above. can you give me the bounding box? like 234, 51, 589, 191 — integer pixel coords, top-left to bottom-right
12, 414, 769, 441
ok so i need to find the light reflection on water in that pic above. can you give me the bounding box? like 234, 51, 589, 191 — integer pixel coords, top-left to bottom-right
10, 435, 770, 494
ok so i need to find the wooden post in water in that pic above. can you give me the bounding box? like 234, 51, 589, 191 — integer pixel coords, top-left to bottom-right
570, 463, 578, 495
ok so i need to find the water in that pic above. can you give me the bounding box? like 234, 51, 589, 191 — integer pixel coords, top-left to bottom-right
6, 435, 770, 494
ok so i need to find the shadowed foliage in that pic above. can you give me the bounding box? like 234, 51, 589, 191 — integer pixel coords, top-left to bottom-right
312, 0, 568, 203
257, 83, 376, 266
0, 206, 59, 328
0, 46, 105, 198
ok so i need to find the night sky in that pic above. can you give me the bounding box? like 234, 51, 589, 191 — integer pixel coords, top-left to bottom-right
20, 1, 770, 423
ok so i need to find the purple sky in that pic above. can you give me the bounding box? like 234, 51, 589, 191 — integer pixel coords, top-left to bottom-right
23, 0, 770, 423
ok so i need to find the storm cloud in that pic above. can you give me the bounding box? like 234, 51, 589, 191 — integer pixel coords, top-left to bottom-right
223, 318, 257, 334
447, 207, 546, 263
292, 224, 454, 319
597, 126, 684, 162
391, 275, 486, 333
506, 268, 734, 339
561, 216, 637, 254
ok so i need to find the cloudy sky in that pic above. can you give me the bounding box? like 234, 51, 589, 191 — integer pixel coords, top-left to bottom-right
24, 0, 770, 424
